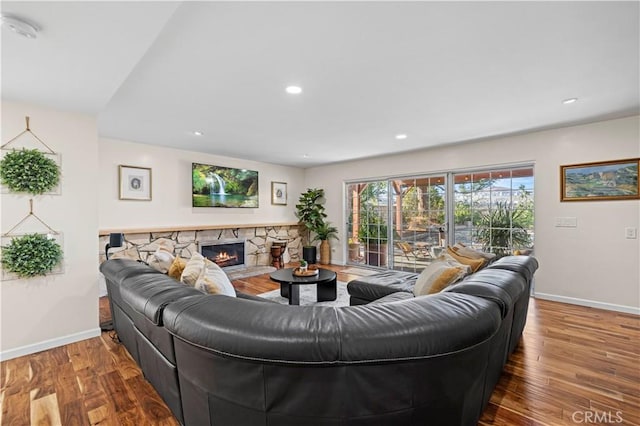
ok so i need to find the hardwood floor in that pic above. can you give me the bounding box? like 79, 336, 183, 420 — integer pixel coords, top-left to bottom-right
2, 265, 639, 425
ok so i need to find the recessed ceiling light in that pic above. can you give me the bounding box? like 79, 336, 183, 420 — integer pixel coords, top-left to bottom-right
192, 131, 203, 136
1, 14, 38, 39
286, 86, 302, 95
562, 98, 578, 105
395, 134, 408, 140
302, 154, 310, 159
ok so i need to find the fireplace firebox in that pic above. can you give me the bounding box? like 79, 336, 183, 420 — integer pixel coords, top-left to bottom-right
199, 239, 246, 270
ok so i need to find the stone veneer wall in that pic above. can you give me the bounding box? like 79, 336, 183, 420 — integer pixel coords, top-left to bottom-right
99, 225, 302, 266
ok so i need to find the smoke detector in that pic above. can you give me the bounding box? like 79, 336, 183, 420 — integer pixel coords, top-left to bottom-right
1, 14, 39, 39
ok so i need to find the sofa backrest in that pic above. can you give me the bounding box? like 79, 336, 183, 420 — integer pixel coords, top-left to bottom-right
163, 292, 501, 364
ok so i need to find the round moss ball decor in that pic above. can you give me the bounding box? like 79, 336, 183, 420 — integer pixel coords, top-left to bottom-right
0, 148, 60, 195
1, 233, 63, 278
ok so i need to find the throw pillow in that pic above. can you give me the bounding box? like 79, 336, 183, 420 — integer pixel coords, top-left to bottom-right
147, 247, 175, 273
195, 260, 237, 297
446, 247, 486, 273
168, 256, 187, 280
181, 252, 206, 286
108, 247, 140, 261
437, 252, 473, 275
413, 261, 467, 296
452, 245, 496, 261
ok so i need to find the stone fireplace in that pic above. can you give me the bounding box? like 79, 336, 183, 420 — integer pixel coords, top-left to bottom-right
199, 239, 246, 270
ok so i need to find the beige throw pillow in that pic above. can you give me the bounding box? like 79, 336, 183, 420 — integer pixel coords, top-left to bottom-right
147, 247, 175, 273
413, 261, 467, 296
181, 252, 206, 286
195, 260, 237, 297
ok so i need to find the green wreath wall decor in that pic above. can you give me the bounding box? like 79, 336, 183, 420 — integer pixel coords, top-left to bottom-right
0, 148, 60, 195
1, 233, 63, 278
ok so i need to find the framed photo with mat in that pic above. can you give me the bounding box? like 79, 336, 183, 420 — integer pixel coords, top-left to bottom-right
119, 165, 152, 201
271, 181, 287, 205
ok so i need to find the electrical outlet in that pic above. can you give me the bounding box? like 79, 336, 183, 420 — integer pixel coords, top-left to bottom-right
625, 227, 637, 239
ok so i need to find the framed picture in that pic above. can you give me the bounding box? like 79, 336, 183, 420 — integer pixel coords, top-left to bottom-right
560, 158, 639, 201
119, 165, 152, 201
271, 181, 287, 205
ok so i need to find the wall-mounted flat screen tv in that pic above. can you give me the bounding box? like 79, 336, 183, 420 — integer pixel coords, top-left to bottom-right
192, 163, 259, 208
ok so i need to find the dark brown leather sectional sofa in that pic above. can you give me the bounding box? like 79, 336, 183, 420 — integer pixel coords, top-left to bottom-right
100, 255, 538, 426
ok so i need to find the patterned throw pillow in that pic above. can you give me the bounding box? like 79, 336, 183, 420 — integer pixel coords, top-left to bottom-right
413, 261, 468, 296
168, 256, 187, 280
195, 260, 237, 297
446, 247, 486, 273
181, 252, 206, 286
147, 247, 175, 273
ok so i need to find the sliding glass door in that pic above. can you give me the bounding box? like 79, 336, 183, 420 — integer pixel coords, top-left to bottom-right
346, 175, 446, 272
345, 181, 390, 268
390, 176, 446, 272
452, 167, 534, 256
345, 164, 534, 271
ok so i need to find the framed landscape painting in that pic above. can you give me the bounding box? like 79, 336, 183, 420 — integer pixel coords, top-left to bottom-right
560, 158, 639, 201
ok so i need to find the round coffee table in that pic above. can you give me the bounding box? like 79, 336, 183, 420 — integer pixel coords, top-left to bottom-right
269, 268, 337, 305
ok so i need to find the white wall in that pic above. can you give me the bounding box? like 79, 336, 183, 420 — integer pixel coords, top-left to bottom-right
98, 138, 304, 230
1, 101, 100, 360
305, 116, 640, 313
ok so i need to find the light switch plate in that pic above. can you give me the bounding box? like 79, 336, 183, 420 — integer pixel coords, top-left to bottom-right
555, 217, 577, 227
625, 227, 637, 239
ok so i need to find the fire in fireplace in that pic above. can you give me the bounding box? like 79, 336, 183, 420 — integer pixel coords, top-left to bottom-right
199, 239, 246, 270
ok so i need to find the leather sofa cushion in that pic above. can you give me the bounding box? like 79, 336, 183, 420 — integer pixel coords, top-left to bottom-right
486, 255, 539, 282
121, 272, 203, 325
347, 271, 418, 302
445, 281, 513, 318
368, 291, 414, 304
461, 269, 526, 304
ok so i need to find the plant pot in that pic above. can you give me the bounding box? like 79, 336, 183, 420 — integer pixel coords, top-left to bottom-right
366, 243, 387, 267
302, 246, 317, 264
348, 242, 361, 261
319, 240, 331, 265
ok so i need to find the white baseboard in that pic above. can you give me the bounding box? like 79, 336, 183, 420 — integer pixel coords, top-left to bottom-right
534, 292, 640, 315
0, 328, 102, 362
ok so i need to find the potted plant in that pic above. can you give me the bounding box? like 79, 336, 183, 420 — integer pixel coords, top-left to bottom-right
295, 188, 327, 264
358, 214, 388, 267
348, 237, 361, 262
299, 259, 308, 272
312, 221, 339, 265
476, 202, 531, 257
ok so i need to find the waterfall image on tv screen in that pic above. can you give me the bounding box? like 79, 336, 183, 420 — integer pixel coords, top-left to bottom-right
192, 163, 259, 208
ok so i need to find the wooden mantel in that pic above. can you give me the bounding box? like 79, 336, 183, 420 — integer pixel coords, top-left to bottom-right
98, 222, 300, 236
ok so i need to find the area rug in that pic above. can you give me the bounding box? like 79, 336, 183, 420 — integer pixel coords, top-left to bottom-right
258, 281, 350, 307
341, 267, 379, 276
227, 266, 276, 280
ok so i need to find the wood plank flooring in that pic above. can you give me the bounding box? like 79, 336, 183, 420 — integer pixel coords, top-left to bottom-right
2, 264, 639, 425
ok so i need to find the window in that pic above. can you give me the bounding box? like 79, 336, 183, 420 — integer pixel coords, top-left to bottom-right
453, 167, 534, 256
345, 165, 534, 271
